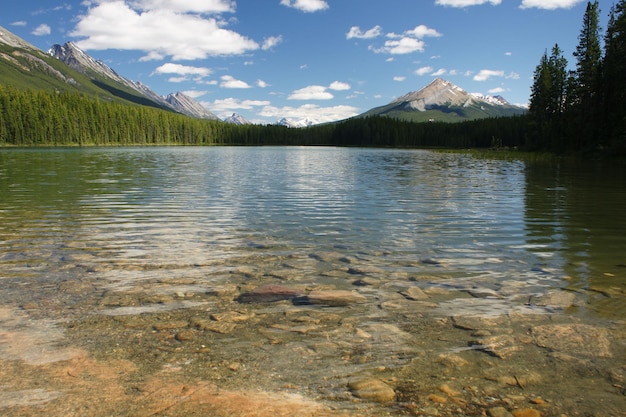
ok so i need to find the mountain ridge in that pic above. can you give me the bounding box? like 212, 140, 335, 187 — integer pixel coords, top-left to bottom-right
361, 78, 526, 123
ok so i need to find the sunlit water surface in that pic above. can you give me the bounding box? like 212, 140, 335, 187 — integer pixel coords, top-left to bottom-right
0, 146, 625, 415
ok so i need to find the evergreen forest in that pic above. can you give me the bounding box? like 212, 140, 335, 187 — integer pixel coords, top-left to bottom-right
0, 0, 624, 154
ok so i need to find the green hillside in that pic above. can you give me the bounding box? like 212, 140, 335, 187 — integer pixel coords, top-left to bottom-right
0, 43, 169, 110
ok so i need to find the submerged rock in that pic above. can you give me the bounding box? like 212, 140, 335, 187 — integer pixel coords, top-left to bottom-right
532, 323, 613, 358
348, 377, 395, 403
296, 290, 367, 307
236, 284, 302, 304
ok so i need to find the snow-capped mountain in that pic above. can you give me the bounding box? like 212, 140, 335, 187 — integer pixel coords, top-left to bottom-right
362, 78, 526, 122
48, 41, 218, 119
223, 113, 251, 125
165, 92, 219, 120
277, 117, 319, 128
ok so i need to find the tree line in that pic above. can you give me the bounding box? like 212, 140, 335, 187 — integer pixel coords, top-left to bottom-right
0, 0, 624, 153
528, 0, 626, 154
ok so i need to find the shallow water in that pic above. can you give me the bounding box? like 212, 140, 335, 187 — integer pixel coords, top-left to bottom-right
0, 147, 624, 416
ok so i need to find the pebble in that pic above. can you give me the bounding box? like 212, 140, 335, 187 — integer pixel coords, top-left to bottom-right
427, 394, 447, 403
174, 330, 194, 341
347, 377, 395, 403
488, 407, 514, 417
437, 383, 460, 397
300, 290, 367, 307
511, 409, 541, 417
236, 284, 302, 303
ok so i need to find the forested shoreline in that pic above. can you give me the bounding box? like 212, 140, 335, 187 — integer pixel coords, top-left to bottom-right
1, 1, 624, 154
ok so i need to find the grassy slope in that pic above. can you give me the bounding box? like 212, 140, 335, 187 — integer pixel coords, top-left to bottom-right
0, 44, 170, 110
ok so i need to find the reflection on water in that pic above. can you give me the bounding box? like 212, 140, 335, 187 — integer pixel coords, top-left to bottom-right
0, 147, 625, 416
0, 147, 624, 316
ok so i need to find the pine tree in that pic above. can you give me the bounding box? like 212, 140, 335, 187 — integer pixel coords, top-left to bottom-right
572, 1, 602, 149
602, 1, 626, 151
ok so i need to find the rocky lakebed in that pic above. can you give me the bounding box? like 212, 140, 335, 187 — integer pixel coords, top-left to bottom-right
1, 247, 625, 417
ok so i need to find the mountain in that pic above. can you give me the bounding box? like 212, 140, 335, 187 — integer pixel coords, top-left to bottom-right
1, 26, 218, 119
361, 78, 526, 123
277, 117, 319, 128
223, 113, 251, 125
165, 91, 219, 120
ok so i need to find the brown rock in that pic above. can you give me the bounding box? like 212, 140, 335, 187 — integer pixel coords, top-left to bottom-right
532, 324, 612, 358
348, 377, 395, 403
304, 290, 367, 306
174, 330, 194, 341
236, 284, 302, 303
427, 394, 447, 403
512, 409, 541, 417
402, 286, 429, 300
488, 407, 514, 417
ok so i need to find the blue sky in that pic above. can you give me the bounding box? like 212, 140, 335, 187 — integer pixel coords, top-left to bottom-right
2, 0, 614, 124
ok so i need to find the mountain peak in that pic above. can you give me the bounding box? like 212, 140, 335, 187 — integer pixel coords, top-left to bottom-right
361, 78, 526, 122
224, 113, 251, 125
164, 92, 219, 120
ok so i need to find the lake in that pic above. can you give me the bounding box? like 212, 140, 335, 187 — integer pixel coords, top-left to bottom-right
0, 147, 624, 416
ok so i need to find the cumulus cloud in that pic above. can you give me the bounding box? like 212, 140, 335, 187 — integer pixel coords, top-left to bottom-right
131, 0, 235, 13
432, 68, 447, 76
288, 85, 334, 100
32, 24, 51, 36
415, 66, 434, 76
153, 63, 212, 77
473, 69, 505, 81
259, 103, 359, 123
393, 76, 406, 82
404, 24, 442, 38
374, 37, 426, 54
367, 24, 441, 55
488, 87, 506, 94
262, 35, 283, 50
280, 0, 329, 13
220, 75, 252, 89
329, 81, 351, 91
436, 0, 501, 6
520, 0, 583, 9
288, 81, 351, 100
207, 97, 271, 113
71, 1, 258, 59
346, 25, 383, 39
257, 79, 269, 88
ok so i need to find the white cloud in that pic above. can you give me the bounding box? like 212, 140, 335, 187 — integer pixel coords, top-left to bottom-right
520, 0, 583, 9
473, 69, 505, 81
346, 25, 383, 40
220, 75, 252, 89
436, 0, 501, 6
506, 71, 520, 79
71, 1, 258, 59
182, 90, 209, 98
131, 0, 236, 13
415, 66, 434, 76
280, 0, 329, 13
393, 76, 406, 82
257, 79, 269, 88
153, 63, 212, 77
329, 81, 351, 91
259, 103, 359, 123
11, 21, 27, 27
505, 51, 512, 56
288, 85, 334, 100
207, 97, 271, 113
432, 68, 447, 76
374, 37, 426, 54
488, 87, 506, 94
404, 25, 442, 38
262, 35, 283, 50
32, 24, 51, 36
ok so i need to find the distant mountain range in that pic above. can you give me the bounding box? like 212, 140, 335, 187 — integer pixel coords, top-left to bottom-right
360, 78, 526, 122
1, 26, 525, 126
